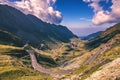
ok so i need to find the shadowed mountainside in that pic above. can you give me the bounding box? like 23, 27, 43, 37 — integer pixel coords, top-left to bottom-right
0, 29, 23, 46
80, 31, 103, 40
0, 4, 77, 47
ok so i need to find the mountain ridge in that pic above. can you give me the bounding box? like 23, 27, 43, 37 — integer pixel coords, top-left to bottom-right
0, 4, 77, 48
80, 31, 103, 40
86, 23, 120, 49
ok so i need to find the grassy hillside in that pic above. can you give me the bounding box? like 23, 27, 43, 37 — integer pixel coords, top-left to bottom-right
70, 24, 120, 80
0, 44, 55, 80
80, 40, 120, 80
0, 29, 23, 46
0, 23, 120, 80
86, 23, 120, 49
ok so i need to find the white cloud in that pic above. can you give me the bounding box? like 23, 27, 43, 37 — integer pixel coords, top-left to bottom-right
0, 0, 62, 24
83, 0, 103, 12
83, 0, 120, 25
89, 0, 102, 12
83, 0, 91, 2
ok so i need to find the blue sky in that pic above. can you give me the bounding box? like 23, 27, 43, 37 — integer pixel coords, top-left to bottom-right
54, 0, 116, 36
55, 0, 94, 36
55, 0, 93, 25
3, 0, 120, 36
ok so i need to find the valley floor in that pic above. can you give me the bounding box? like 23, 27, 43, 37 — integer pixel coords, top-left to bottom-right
0, 37, 120, 80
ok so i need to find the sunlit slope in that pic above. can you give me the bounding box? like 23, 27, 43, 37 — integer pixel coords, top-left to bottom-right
86, 23, 120, 49
72, 24, 120, 80
0, 44, 55, 80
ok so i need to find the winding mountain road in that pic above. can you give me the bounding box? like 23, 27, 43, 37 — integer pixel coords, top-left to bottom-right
26, 50, 73, 75
85, 48, 104, 64
25, 40, 115, 75
85, 41, 115, 64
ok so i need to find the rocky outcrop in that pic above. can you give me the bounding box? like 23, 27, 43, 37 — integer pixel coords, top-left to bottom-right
85, 58, 120, 80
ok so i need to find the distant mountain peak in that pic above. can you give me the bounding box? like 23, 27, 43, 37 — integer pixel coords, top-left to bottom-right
80, 31, 103, 40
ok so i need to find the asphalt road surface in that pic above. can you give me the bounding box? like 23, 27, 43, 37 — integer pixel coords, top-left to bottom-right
85, 42, 114, 64
25, 41, 114, 75
26, 50, 73, 75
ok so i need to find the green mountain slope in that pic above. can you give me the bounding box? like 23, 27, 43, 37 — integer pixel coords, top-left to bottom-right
0, 4, 77, 48
0, 22, 120, 80
0, 4, 77, 80
78, 35, 120, 80
80, 31, 103, 40
0, 45, 54, 80
0, 29, 23, 46
71, 23, 120, 80
86, 23, 120, 49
